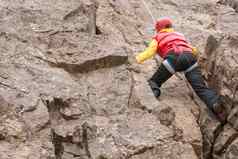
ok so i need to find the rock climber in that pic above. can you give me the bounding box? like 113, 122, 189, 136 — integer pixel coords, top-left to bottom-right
136, 17, 227, 123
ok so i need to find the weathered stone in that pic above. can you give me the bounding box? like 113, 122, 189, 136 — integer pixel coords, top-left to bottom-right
224, 138, 238, 159
218, 0, 238, 12
199, 107, 222, 159
1, 0, 238, 159
129, 142, 199, 159
199, 4, 238, 158
129, 73, 159, 112
228, 104, 238, 131
89, 110, 178, 159
155, 107, 176, 126
0, 96, 54, 158
213, 125, 238, 156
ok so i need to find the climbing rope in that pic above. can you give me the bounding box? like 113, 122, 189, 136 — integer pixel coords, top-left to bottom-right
140, 0, 184, 80
141, 0, 156, 24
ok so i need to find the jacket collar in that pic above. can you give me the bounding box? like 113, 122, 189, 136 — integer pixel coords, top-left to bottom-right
159, 28, 174, 33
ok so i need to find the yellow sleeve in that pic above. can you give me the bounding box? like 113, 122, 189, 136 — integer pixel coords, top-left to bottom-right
136, 39, 158, 64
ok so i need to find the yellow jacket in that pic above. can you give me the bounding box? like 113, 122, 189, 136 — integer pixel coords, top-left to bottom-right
136, 28, 198, 64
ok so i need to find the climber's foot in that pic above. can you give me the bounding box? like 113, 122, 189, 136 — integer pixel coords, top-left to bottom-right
152, 89, 161, 99
212, 97, 228, 124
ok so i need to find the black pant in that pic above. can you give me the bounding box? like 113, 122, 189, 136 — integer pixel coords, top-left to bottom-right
148, 52, 219, 109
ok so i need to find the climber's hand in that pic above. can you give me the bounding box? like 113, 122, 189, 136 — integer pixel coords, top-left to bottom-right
136, 55, 144, 64
143, 40, 150, 47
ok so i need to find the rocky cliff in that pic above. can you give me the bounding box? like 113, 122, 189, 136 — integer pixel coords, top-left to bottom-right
0, 0, 237, 159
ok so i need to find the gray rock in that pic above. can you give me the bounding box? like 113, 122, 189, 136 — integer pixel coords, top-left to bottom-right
213, 125, 238, 157
1, 0, 238, 159
224, 138, 238, 159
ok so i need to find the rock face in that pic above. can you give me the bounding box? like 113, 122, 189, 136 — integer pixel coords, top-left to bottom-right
218, 0, 238, 12
0, 0, 237, 159
199, 3, 238, 158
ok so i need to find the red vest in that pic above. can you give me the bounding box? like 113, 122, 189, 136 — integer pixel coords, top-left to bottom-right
153, 32, 193, 58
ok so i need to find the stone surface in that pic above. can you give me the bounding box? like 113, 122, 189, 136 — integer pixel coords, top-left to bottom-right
0, 0, 238, 159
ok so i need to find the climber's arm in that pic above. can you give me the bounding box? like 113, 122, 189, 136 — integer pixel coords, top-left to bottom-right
136, 39, 158, 64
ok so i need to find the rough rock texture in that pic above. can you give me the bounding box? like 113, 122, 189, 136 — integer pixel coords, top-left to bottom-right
199, 2, 238, 158
218, 0, 238, 12
0, 0, 237, 159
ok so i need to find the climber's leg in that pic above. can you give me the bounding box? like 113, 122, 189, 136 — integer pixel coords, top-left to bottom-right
175, 53, 227, 122
186, 68, 228, 123
185, 67, 219, 109
172, 52, 218, 109
148, 61, 173, 98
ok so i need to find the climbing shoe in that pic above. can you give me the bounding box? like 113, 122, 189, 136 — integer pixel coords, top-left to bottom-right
212, 96, 228, 123
152, 89, 161, 98
148, 80, 161, 98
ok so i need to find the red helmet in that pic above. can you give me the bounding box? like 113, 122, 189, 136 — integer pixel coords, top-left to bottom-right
155, 17, 173, 32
